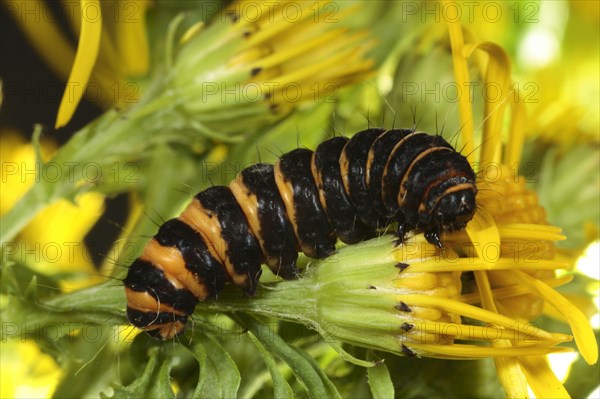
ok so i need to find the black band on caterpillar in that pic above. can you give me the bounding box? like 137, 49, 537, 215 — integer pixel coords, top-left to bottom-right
230, 163, 300, 280
275, 148, 337, 259
313, 136, 375, 244
340, 128, 387, 228
124, 128, 477, 340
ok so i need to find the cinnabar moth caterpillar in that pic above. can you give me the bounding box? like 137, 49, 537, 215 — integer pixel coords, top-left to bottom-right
124, 128, 477, 339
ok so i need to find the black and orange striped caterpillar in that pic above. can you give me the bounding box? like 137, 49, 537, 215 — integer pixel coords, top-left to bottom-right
124, 128, 477, 339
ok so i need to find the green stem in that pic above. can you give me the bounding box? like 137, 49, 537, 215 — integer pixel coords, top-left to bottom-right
1, 282, 125, 341
203, 279, 319, 326
0, 82, 168, 246
0, 113, 126, 246
46, 281, 125, 311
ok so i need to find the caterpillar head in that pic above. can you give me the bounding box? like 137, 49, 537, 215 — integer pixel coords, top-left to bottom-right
432, 186, 477, 232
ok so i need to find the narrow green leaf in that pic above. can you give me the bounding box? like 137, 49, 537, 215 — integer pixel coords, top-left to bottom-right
327, 339, 377, 368
103, 347, 174, 399
23, 275, 38, 301
237, 314, 341, 399
51, 328, 120, 399
367, 352, 394, 399
2, 281, 125, 342
188, 333, 241, 398
247, 329, 294, 399
293, 346, 342, 399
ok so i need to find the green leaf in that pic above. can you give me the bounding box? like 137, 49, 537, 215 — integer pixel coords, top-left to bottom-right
0, 261, 58, 300
1, 281, 125, 342
103, 347, 174, 399
366, 352, 394, 399
327, 339, 377, 368
23, 275, 38, 301
389, 357, 504, 398
188, 333, 241, 398
246, 328, 294, 399
51, 328, 120, 399
237, 314, 341, 399
526, 143, 600, 249
294, 347, 342, 399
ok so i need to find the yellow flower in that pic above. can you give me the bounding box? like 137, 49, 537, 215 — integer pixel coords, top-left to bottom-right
443, 1, 598, 396
0, 340, 62, 399
443, 0, 599, 259
443, 169, 590, 398
438, 0, 598, 149
3, 0, 150, 128
0, 130, 105, 290
212, 235, 572, 363
518, 1, 599, 148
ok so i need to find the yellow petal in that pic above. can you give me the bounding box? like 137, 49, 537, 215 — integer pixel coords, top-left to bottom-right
55, 0, 102, 128
497, 224, 565, 242
58, 1, 122, 86
8, 190, 105, 290
241, 1, 317, 47
17, 192, 105, 269
397, 294, 556, 342
461, 275, 574, 304
505, 93, 526, 166
245, 28, 349, 71
115, 0, 150, 76
544, 292, 599, 322
406, 258, 568, 273
444, 0, 474, 163
412, 321, 566, 343
520, 356, 571, 399
0, 341, 61, 398
463, 42, 511, 166
19, 193, 104, 245
474, 270, 497, 311
466, 208, 501, 261
494, 355, 529, 398
0, 132, 57, 214
409, 342, 571, 359
474, 270, 529, 399
509, 270, 598, 365
59, 2, 128, 108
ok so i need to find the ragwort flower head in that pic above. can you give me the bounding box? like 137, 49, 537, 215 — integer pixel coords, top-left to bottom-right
170, 0, 373, 138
